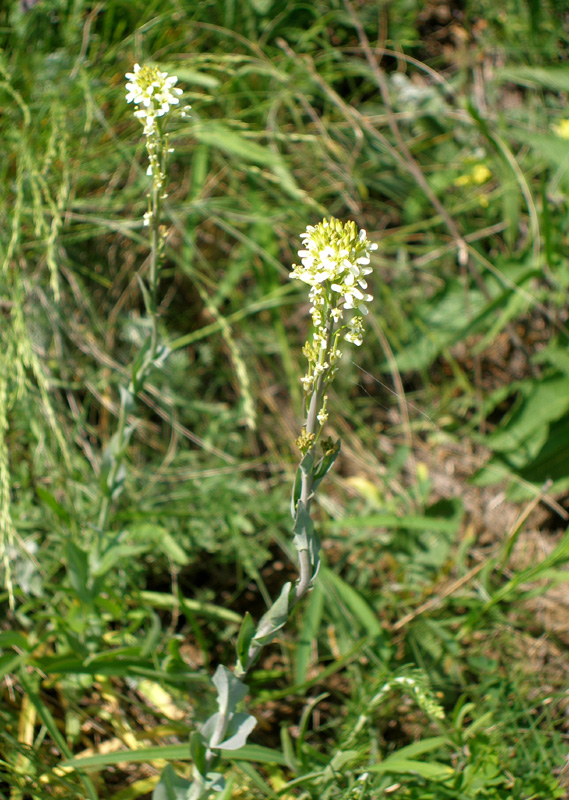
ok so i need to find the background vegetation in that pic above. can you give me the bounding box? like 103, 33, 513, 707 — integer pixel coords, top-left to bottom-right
1, 0, 569, 797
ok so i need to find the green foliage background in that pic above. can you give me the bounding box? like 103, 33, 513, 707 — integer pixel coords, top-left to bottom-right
1, 0, 569, 797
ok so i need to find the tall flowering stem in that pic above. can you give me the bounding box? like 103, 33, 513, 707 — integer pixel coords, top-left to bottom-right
97, 65, 187, 536
183, 219, 376, 800
290, 218, 376, 598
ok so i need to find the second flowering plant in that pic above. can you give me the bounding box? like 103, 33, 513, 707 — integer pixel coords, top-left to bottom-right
175, 218, 378, 799
291, 218, 377, 442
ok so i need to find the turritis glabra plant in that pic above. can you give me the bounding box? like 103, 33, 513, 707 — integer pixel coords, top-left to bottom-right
114, 64, 378, 800
174, 221, 378, 799
96, 65, 188, 539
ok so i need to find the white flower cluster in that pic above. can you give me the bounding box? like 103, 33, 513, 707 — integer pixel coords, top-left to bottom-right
125, 63, 184, 136
291, 218, 376, 403
291, 218, 376, 320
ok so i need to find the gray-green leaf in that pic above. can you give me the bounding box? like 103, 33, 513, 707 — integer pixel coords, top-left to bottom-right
212, 665, 248, 715
252, 582, 292, 647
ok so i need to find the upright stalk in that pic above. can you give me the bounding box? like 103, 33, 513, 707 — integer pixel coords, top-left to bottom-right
185, 218, 377, 800
96, 65, 185, 539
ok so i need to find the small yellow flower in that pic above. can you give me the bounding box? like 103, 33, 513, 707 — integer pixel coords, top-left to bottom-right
552, 119, 569, 140
454, 173, 471, 187
454, 163, 491, 187
471, 164, 491, 185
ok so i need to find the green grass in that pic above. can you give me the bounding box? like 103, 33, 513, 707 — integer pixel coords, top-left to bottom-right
1, 0, 569, 797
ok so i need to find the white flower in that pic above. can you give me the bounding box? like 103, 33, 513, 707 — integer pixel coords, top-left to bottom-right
290, 217, 376, 317
345, 316, 365, 347
125, 63, 185, 132
292, 218, 377, 393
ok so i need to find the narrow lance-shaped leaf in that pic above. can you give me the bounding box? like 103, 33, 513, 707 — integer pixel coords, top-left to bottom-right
311, 439, 341, 493
251, 581, 292, 648
235, 612, 256, 677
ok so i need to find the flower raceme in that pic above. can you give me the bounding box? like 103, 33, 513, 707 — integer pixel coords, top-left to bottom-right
291, 218, 377, 426
291, 219, 376, 318
125, 63, 188, 197
125, 63, 184, 136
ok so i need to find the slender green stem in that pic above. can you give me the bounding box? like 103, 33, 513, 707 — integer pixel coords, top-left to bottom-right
96, 132, 165, 537
97, 388, 129, 535
149, 181, 161, 357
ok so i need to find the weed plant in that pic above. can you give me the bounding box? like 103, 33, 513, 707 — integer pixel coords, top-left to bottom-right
1, 0, 569, 798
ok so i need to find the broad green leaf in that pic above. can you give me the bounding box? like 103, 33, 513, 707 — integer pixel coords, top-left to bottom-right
473, 415, 569, 498
393, 261, 534, 373
536, 345, 569, 376
488, 376, 569, 455
393, 278, 486, 371
516, 415, 569, 487
472, 276, 533, 354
